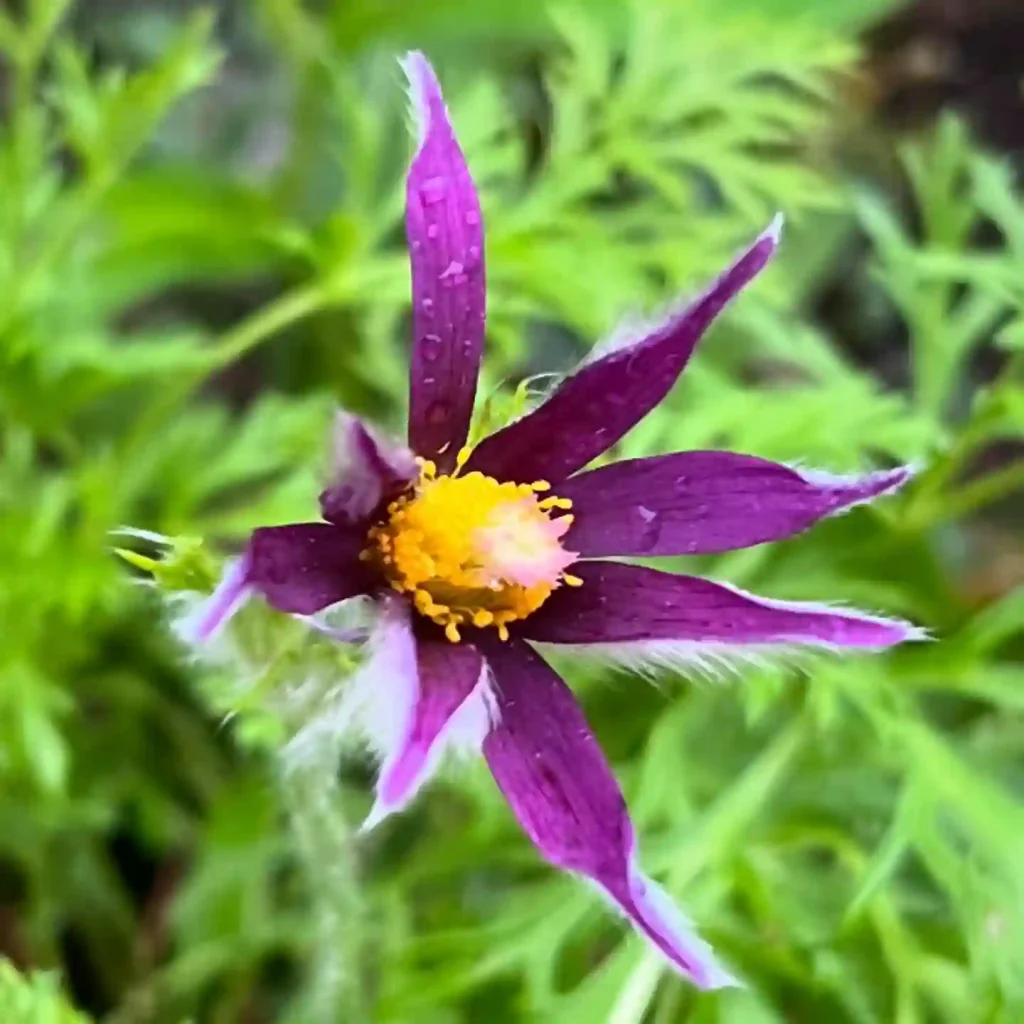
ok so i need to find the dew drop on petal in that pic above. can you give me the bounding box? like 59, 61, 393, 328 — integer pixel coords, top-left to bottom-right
426, 223, 440, 240
421, 298, 435, 315
439, 260, 465, 281
465, 210, 480, 226
420, 177, 446, 205
426, 399, 452, 425
421, 334, 443, 362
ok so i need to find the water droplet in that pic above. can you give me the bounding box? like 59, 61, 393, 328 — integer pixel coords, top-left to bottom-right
420, 177, 446, 204
426, 400, 451, 425
625, 351, 646, 377
421, 298, 435, 315
467, 245, 481, 261
426, 223, 440, 240
421, 333, 443, 361
439, 260, 464, 280
637, 505, 657, 524
465, 209, 480, 226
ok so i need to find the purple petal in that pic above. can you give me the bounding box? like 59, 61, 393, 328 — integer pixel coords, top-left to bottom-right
479, 636, 735, 989
520, 561, 922, 652
320, 413, 417, 525
176, 553, 253, 646
560, 454, 914, 557
466, 220, 780, 485
247, 523, 373, 615
401, 52, 487, 470
364, 636, 490, 831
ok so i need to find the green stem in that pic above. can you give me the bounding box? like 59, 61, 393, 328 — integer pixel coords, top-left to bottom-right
121, 281, 327, 464
936, 460, 1024, 523
282, 765, 370, 1024
210, 281, 326, 369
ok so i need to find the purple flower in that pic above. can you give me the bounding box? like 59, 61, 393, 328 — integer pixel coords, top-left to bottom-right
184, 53, 921, 989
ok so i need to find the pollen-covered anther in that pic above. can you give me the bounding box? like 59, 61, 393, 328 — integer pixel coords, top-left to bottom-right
366, 461, 579, 641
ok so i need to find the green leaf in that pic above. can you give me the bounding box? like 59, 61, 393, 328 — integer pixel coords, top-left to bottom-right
0, 960, 91, 1024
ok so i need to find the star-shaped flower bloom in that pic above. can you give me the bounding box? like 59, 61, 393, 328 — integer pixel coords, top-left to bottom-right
183, 53, 920, 989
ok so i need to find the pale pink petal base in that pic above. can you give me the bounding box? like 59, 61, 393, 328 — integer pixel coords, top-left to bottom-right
283, 597, 418, 772
363, 638, 492, 831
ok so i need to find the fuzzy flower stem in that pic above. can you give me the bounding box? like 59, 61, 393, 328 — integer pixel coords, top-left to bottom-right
281, 761, 370, 1024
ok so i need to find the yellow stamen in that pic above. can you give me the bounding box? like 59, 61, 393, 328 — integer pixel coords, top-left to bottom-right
538, 496, 573, 511
365, 454, 581, 642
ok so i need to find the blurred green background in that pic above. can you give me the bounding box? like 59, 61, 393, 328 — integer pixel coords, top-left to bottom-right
2, 0, 1024, 1021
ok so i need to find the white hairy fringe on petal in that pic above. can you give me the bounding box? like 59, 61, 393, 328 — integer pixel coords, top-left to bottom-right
624, 870, 738, 990
581, 214, 784, 369
399, 51, 435, 150
789, 462, 921, 513
282, 598, 416, 776
579, 865, 736, 989
731, 588, 930, 644
536, 586, 926, 683
361, 664, 498, 833
537, 639, 814, 683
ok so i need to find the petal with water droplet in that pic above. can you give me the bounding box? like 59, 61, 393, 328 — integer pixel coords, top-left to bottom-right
401, 52, 486, 470
560, 453, 914, 556
465, 221, 780, 485
247, 523, 374, 615
520, 560, 923, 654
478, 635, 735, 989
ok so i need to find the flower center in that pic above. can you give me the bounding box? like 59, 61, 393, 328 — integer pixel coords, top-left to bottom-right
365, 449, 581, 642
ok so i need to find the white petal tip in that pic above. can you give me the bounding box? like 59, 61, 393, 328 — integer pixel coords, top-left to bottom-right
763, 212, 785, 245
901, 623, 933, 643
705, 968, 743, 991
399, 51, 437, 147
359, 800, 392, 835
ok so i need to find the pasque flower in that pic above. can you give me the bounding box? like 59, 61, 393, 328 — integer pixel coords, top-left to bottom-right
184, 53, 920, 988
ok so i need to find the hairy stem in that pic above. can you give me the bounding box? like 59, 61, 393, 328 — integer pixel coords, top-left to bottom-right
282, 761, 370, 1024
